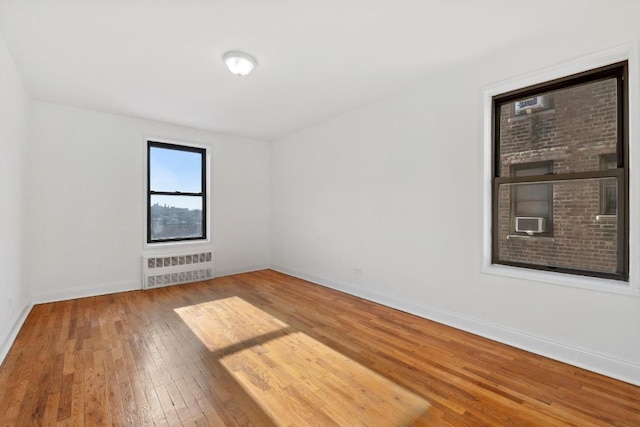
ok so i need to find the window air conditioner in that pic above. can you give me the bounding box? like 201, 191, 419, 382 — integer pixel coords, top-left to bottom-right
515, 95, 550, 115
515, 217, 545, 234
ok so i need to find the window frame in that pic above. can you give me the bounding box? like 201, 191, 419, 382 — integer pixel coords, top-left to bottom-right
147, 140, 208, 244
491, 61, 629, 282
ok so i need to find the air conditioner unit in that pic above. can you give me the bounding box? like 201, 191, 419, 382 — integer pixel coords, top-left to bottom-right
514, 95, 550, 115
515, 217, 546, 234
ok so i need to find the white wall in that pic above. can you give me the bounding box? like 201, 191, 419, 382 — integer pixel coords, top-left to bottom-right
0, 35, 31, 361
26, 102, 270, 302
271, 24, 640, 383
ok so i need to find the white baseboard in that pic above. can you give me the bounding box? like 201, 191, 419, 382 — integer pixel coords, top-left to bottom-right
270, 265, 640, 387
215, 264, 271, 278
0, 300, 33, 367
32, 280, 141, 304
30, 266, 269, 305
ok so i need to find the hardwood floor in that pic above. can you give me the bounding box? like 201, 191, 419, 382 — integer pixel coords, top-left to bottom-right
0, 270, 638, 426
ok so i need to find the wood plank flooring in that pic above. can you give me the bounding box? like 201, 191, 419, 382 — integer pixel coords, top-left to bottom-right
0, 269, 638, 426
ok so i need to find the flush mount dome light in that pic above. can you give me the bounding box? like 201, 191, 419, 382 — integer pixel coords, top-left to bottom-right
223, 51, 257, 76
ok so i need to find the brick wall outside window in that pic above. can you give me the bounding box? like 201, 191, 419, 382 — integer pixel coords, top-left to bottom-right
497, 79, 618, 274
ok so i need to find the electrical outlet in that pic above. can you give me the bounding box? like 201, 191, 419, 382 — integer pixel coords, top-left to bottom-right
353, 267, 362, 275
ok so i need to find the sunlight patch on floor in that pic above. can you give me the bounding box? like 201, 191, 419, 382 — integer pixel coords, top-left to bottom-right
175, 296, 289, 352
175, 297, 431, 426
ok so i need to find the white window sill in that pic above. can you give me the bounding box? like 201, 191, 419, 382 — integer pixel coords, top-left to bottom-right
482, 263, 638, 296
144, 239, 212, 253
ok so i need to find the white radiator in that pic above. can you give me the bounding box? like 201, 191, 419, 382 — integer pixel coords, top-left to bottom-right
142, 251, 214, 290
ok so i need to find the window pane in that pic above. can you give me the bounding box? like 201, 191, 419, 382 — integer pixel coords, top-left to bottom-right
515, 199, 549, 217
515, 183, 549, 202
150, 195, 203, 240
150, 146, 202, 193
498, 78, 618, 176
497, 178, 618, 274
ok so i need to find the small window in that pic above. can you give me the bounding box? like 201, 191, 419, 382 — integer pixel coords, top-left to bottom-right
492, 62, 628, 280
511, 162, 553, 235
147, 141, 207, 243
599, 153, 617, 215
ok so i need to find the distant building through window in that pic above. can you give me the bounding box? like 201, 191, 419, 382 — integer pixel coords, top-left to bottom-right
147, 141, 207, 243
492, 62, 628, 280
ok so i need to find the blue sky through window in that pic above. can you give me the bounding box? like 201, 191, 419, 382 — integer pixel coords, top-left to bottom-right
150, 146, 203, 210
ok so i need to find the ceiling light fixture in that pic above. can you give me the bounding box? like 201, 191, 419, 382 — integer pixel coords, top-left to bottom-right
223, 51, 257, 76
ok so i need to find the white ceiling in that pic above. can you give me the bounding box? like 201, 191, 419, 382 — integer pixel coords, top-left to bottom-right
0, 0, 633, 140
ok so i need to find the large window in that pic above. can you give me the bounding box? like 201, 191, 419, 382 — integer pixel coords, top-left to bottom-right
147, 141, 207, 243
492, 62, 628, 280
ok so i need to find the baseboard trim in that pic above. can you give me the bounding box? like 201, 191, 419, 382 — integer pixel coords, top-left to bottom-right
32, 280, 141, 305
270, 265, 640, 386
215, 264, 271, 278
30, 266, 271, 305
0, 301, 33, 367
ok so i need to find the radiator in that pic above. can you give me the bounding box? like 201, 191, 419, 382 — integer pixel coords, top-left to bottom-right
142, 251, 214, 290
